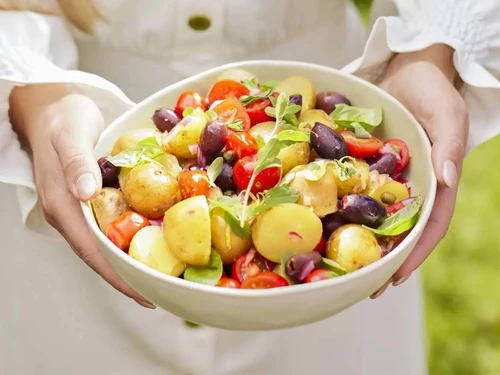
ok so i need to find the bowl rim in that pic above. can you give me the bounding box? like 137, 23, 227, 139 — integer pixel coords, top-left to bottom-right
81, 59, 437, 298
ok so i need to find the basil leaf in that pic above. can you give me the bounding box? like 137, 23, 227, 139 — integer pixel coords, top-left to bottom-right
250, 186, 300, 216
183, 249, 223, 286
240, 87, 273, 106
255, 138, 283, 173
330, 104, 383, 131
333, 159, 357, 181
107, 136, 164, 168
351, 122, 372, 138
207, 157, 223, 184
368, 196, 423, 236
276, 130, 309, 143
322, 258, 348, 275
261, 80, 279, 91
223, 211, 251, 239
303, 161, 328, 181
182, 107, 194, 117
265, 106, 277, 118
243, 78, 259, 91
255, 135, 266, 148
226, 119, 244, 131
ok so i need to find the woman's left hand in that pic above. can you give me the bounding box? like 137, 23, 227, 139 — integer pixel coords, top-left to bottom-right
371, 45, 469, 298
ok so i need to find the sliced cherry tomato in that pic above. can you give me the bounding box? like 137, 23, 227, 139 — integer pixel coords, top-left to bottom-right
245, 98, 274, 126
207, 80, 250, 105
384, 139, 410, 173
175, 90, 206, 117
226, 132, 258, 160
106, 211, 149, 251
232, 155, 281, 194
178, 169, 211, 199
386, 202, 405, 216
212, 97, 251, 132
305, 269, 337, 283
341, 131, 383, 158
216, 277, 241, 288
240, 272, 288, 289
231, 250, 274, 283
313, 236, 327, 255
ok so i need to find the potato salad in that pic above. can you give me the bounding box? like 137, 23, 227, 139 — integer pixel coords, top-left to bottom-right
90, 69, 422, 289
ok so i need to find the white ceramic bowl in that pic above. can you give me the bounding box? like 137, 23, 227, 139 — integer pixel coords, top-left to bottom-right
81, 60, 436, 331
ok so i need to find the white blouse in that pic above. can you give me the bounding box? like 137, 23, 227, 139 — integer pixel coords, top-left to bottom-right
1, 0, 499, 234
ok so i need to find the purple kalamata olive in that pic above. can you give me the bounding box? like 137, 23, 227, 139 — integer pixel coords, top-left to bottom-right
152, 108, 180, 133
285, 252, 323, 283
215, 162, 236, 192
322, 212, 347, 239
98, 157, 120, 188
340, 194, 387, 228
200, 121, 228, 160
369, 153, 398, 175
311, 122, 348, 160
315, 91, 351, 114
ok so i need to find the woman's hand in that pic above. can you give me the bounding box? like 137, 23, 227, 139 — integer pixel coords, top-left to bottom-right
9, 84, 154, 309
372, 45, 469, 298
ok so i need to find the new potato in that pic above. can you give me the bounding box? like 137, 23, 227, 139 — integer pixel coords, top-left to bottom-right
122, 163, 179, 218
273, 76, 316, 111
91, 188, 130, 233
363, 171, 409, 205
163, 196, 211, 266
252, 203, 322, 263
129, 226, 186, 277
334, 158, 370, 197
111, 128, 156, 156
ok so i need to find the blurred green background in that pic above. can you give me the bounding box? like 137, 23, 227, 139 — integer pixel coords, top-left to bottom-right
422, 137, 500, 375
349, 1, 500, 374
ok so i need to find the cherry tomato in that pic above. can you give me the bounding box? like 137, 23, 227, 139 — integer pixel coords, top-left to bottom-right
207, 79, 250, 105
231, 250, 274, 283
240, 272, 288, 289
226, 132, 258, 160
178, 169, 211, 200
106, 211, 149, 251
305, 269, 337, 283
341, 131, 383, 158
386, 202, 405, 216
212, 97, 251, 132
216, 277, 241, 288
233, 155, 281, 194
313, 236, 327, 255
384, 139, 410, 173
245, 98, 274, 126
175, 90, 207, 117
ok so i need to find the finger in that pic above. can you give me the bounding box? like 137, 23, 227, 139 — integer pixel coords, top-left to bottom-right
47, 191, 155, 309
392, 185, 458, 285
421, 103, 469, 189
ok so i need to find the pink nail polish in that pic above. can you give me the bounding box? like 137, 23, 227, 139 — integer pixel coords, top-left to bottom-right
371, 280, 391, 299
442, 160, 458, 189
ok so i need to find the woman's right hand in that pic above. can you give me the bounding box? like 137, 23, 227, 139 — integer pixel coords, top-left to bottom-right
9, 84, 155, 309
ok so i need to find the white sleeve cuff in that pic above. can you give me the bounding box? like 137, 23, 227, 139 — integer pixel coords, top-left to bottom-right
343, 0, 500, 154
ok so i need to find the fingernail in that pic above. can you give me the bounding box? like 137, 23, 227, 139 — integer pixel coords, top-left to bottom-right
136, 300, 156, 309
442, 160, 458, 189
393, 275, 409, 287
76, 173, 97, 200
371, 280, 391, 299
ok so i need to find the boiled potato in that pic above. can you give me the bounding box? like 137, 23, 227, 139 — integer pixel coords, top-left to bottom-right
163, 196, 211, 266
248, 121, 310, 174
211, 208, 252, 264
162, 107, 207, 159
111, 128, 156, 156
122, 163, 179, 218
216, 69, 256, 83
299, 109, 338, 132
333, 158, 370, 197
90, 188, 130, 233
285, 163, 338, 217
129, 226, 186, 277
363, 171, 409, 205
154, 153, 182, 178
326, 224, 381, 272
273, 76, 316, 111
252, 203, 322, 263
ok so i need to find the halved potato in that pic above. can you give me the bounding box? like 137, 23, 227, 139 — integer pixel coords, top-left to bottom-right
163, 196, 211, 266
299, 109, 338, 132
273, 76, 316, 111
91, 188, 130, 233
363, 171, 409, 205
129, 226, 186, 277
333, 158, 370, 197
111, 128, 156, 156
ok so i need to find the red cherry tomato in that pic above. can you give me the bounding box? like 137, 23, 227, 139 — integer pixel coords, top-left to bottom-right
384, 139, 410, 173
233, 155, 281, 194
313, 236, 327, 255
216, 277, 241, 288
231, 251, 274, 284
341, 131, 383, 158
175, 90, 207, 117
178, 170, 211, 200
240, 272, 288, 289
106, 211, 149, 251
386, 202, 405, 216
305, 269, 337, 283
212, 97, 251, 132
245, 98, 274, 126
226, 132, 259, 160
207, 80, 250, 105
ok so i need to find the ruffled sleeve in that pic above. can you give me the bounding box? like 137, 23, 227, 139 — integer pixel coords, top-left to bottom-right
0, 11, 134, 237
342, 0, 500, 154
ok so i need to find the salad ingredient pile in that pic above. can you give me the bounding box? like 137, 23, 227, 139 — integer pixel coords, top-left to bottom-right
90, 68, 422, 290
